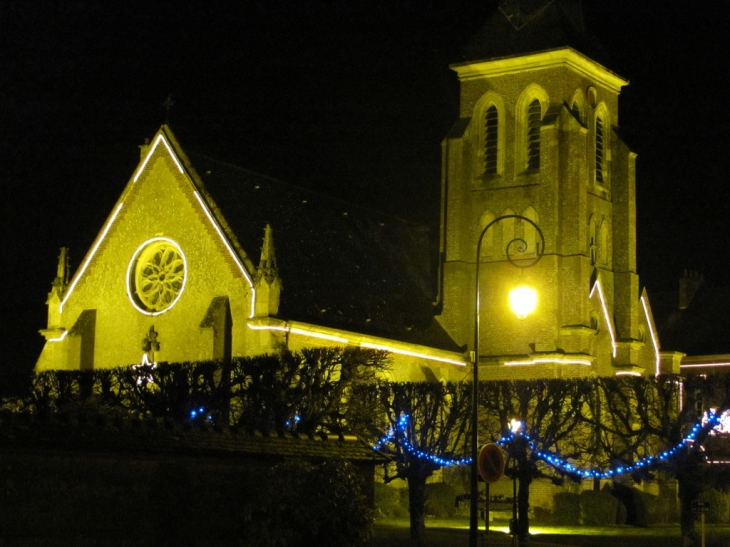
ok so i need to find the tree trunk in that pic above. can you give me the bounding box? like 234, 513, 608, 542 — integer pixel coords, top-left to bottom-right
407, 472, 427, 547
517, 469, 532, 546
677, 472, 700, 546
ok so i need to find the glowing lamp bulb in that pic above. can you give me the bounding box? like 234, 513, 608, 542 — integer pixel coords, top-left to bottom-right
509, 286, 537, 319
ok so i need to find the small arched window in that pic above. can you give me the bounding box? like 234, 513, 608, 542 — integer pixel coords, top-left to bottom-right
527, 99, 541, 170
484, 105, 499, 175
595, 115, 606, 184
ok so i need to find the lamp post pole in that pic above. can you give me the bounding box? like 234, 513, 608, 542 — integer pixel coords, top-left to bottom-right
469, 215, 544, 547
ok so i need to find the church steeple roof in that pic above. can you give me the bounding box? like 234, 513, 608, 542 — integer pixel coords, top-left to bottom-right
465, 0, 606, 63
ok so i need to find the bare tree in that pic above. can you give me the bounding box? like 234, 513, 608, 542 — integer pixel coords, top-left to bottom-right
587, 374, 730, 545
372, 381, 472, 547
230, 347, 389, 434
479, 378, 592, 546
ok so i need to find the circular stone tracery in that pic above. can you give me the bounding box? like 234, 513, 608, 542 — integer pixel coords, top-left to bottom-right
127, 238, 187, 315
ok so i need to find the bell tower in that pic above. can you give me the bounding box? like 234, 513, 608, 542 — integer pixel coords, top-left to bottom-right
437, 1, 655, 376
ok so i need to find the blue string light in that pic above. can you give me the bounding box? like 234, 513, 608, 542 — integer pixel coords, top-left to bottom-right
372, 411, 723, 477
372, 414, 471, 467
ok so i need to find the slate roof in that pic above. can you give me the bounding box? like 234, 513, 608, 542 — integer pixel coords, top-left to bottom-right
0, 411, 386, 463
186, 150, 460, 351
653, 285, 730, 356
465, 0, 607, 63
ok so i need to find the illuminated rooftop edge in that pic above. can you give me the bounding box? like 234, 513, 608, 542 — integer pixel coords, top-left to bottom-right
589, 279, 618, 358
59, 130, 258, 319
640, 295, 661, 376
247, 319, 466, 367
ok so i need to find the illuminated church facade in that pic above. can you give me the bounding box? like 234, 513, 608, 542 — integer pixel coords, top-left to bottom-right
36, 2, 675, 381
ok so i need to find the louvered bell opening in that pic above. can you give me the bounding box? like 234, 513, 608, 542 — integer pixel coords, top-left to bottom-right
596, 117, 605, 184
527, 99, 541, 170
484, 106, 498, 175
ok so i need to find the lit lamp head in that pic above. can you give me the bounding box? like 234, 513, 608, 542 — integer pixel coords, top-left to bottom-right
509, 286, 537, 319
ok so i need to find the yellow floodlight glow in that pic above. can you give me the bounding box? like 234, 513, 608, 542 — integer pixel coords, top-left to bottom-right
589, 279, 618, 358
133, 134, 184, 183
640, 295, 661, 376
193, 191, 256, 317
615, 371, 642, 377
681, 362, 730, 368
504, 358, 592, 366
60, 203, 124, 313
509, 286, 537, 319
510, 419, 523, 434
360, 342, 467, 366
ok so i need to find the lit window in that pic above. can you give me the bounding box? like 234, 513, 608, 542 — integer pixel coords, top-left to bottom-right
484, 105, 498, 175
527, 99, 541, 170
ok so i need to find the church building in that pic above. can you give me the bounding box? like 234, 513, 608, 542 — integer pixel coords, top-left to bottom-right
36, 1, 673, 381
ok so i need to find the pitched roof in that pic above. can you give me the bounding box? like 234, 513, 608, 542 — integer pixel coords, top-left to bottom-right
163, 128, 459, 351
654, 284, 730, 356
465, 0, 607, 63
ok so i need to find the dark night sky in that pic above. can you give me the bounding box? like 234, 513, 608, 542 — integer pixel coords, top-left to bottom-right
2, 1, 730, 379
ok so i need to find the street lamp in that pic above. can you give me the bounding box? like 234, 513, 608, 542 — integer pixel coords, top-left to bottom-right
469, 215, 544, 547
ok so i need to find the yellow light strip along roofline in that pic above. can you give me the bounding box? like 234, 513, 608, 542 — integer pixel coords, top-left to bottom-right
615, 371, 642, 377
681, 362, 730, 368
137, 132, 256, 317
504, 358, 592, 367
247, 322, 466, 367
48, 330, 69, 343
248, 323, 349, 344
61, 133, 177, 312
589, 279, 618, 358
359, 342, 466, 367
60, 203, 124, 313
640, 295, 661, 376
193, 191, 256, 318
133, 133, 184, 183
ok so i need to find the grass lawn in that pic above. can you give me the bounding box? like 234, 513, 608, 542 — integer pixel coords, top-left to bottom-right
370, 517, 730, 547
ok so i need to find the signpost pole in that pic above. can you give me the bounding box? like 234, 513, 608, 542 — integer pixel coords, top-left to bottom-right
485, 481, 490, 545
701, 512, 705, 547
691, 499, 710, 547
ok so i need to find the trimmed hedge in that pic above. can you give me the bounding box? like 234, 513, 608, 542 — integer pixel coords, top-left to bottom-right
580, 490, 618, 526
553, 492, 580, 525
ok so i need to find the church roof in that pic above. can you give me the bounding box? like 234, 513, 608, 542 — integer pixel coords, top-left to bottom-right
465, 0, 607, 63
654, 284, 730, 356
180, 144, 459, 352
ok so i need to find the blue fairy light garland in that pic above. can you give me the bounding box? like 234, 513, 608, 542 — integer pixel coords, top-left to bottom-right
373, 411, 723, 478
373, 414, 470, 467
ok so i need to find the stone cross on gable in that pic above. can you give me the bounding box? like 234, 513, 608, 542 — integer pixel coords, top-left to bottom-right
142, 325, 160, 361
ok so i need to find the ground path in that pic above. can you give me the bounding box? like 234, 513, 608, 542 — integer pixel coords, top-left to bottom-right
371, 519, 730, 547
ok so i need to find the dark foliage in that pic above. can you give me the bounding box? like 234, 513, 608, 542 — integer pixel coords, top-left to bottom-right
2, 347, 389, 435
249, 459, 374, 547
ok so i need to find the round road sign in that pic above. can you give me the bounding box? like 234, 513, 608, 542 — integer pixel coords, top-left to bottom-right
478, 443, 505, 483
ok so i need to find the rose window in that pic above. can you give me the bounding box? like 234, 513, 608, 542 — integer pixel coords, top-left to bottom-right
127, 238, 187, 314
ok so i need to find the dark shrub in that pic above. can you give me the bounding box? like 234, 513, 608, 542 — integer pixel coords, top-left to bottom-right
251, 459, 374, 547
580, 490, 618, 525
375, 482, 409, 518
424, 482, 458, 518
553, 492, 580, 525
